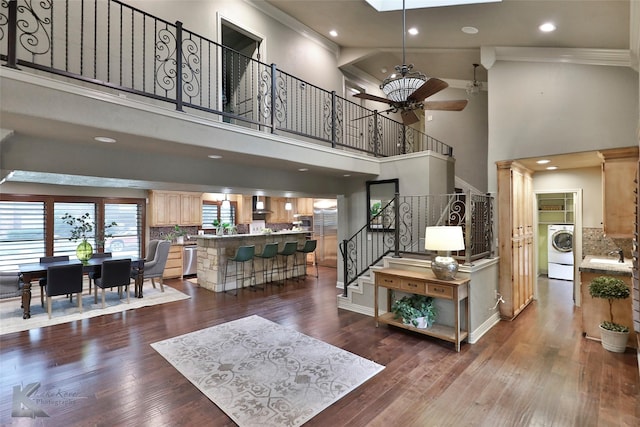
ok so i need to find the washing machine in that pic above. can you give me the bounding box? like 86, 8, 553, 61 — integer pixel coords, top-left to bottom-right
548, 224, 574, 280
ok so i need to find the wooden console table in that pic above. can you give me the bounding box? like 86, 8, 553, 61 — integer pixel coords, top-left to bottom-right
374, 268, 470, 352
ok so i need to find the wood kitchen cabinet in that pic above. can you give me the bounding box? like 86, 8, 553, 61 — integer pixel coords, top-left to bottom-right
599, 147, 639, 238
163, 244, 183, 279
497, 160, 534, 320
268, 197, 292, 223
238, 195, 254, 224
149, 190, 202, 226
296, 198, 314, 215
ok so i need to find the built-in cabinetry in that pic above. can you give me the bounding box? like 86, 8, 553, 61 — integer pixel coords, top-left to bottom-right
268, 197, 293, 223
163, 244, 183, 279
296, 198, 314, 216
373, 268, 470, 352
238, 195, 254, 224
599, 147, 639, 238
497, 160, 534, 320
149, 190, 202, 226
538, 193, 574, 224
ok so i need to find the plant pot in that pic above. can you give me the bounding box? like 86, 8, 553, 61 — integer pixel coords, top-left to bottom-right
76, 240, 93, 263
414, 316, 431, 329
598, 324, 629, 353
176, 236, 184, 244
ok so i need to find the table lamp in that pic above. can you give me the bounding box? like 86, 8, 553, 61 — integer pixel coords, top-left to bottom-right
424, 226, 465, 280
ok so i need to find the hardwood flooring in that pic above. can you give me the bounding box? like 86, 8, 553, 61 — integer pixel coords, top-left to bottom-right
1, 270, 638, 426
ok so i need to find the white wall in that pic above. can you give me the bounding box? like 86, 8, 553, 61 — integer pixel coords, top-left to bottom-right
487, 61, 638, 192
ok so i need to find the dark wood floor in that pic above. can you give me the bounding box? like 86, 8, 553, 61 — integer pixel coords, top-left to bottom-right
1, 269, 638, 426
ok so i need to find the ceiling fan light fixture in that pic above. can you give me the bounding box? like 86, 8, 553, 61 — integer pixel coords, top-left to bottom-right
465, 63, 482, 96
382, 74, 426, 103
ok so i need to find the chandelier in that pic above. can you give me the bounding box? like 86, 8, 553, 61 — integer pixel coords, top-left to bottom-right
380, 0, 426, 103
465, 63, 482, 96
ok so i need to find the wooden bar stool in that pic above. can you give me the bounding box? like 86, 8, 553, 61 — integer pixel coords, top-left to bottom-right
254, 243, 279, 287
223, 245, 255, 295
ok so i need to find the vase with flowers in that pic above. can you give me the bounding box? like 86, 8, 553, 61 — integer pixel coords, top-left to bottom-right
62, 213, 116, 263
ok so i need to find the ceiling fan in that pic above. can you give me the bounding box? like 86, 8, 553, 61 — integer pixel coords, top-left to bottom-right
353, 0, 468, 126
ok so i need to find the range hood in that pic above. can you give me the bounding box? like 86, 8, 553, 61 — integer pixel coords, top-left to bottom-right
252, 196, 272, 215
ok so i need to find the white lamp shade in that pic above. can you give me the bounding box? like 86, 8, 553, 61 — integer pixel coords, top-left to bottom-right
424, 226, 465, 251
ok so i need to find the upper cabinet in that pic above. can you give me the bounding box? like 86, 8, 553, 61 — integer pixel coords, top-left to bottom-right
149, 190, 202, 226
268, 197, 293, 223
296, 198, 314, 216
238, 195, 254, 224
599, 147, 639, 238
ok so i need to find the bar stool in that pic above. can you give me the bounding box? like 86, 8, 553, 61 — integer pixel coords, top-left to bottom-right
254, 243, 279, 287
277, 241, 298, 284
223, 245, 255, 295
295, 239, 318, 278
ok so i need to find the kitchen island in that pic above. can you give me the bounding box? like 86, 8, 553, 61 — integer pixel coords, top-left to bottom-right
195, 231, 309, 292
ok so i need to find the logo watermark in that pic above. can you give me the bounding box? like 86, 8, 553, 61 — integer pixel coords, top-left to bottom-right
12, 382, 87, 418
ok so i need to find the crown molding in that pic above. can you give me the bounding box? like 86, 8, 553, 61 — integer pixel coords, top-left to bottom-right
245, 0, 340, 58
481, 46, 633, 70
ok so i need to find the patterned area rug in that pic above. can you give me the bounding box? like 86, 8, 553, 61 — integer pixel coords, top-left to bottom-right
0, 283, 190, 335
151, 315, 384, 427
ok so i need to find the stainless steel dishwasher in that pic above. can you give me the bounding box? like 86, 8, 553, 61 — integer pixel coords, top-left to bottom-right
182, 246, 197, 276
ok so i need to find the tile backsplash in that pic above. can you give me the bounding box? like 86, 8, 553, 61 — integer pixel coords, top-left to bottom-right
582, 227, 632, 259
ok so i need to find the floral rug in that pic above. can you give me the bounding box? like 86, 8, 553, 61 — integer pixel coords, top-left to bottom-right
151, 315, 384, 427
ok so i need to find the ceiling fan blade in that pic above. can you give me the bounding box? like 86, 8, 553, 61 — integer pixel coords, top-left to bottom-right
353, 93, 392, 104
407, 78, 449, 102
423, 100, 468, 111
401, 109, 420, 125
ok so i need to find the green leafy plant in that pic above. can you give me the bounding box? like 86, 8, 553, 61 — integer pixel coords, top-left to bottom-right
173, 224, 187, 237
391, 294, 437, 328
588, 276, 631, 333
212, 219, 220, 228
62, 212, 116, 244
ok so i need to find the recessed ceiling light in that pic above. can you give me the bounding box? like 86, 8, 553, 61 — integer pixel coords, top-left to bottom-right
461, 26, 479, 34
539, 22, 556, 33
408, 27, 418, 36
329, 30, 338, 37
381, 67, 388, 74
94, 136, 116, 143
536, 159, 551, 164
208, 154, 222, 159
343, 174, 351, 177
298, 168, 309, 172
546, 166, 558, 170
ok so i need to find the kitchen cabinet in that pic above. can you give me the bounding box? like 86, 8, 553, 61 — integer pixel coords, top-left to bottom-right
497, 160, 534, 320
268, 197, 293, 223
163, 244, 183, 279
238, 195, 254, 224
373, 268, 470, 352
149, 190, 202, 226
296, 198, 314, 216
599, 147, 639, 238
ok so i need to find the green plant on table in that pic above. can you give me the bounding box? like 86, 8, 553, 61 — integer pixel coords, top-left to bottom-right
390, 293, 437, 328
588, 276, 631, 332
62, 212, 116, 244
173, 224, 187, 237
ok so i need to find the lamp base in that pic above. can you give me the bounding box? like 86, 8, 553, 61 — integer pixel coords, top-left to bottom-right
431, 256, 459, 280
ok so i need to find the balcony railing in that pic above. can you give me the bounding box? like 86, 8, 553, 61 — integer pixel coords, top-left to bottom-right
339, 192, 494, 295
0, 0, 453, 158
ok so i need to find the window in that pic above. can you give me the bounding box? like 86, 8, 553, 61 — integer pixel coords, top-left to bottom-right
202, 201, 237, 229
0, 201, 45, 271
105, 203, 142, 256
54, 202, 96, 257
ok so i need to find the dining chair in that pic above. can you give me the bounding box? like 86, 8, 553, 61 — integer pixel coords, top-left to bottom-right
39, 255, 70, 307
45, 263, 83, 319
131, 240, 170, 292
94, 259, 132, 308
87, 252, 112, 294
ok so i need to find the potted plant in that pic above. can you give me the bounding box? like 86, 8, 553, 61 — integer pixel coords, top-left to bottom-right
173, 225, 187, 244
62, 213, 116, 262
390, 293, 437, 328
212, 220, 223, 236
588, 275, 631, 353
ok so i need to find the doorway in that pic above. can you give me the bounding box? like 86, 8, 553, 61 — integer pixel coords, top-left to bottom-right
220, 19, 263, 125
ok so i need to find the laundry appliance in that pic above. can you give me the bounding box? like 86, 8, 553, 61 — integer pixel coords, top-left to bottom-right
548, 224, 574, 281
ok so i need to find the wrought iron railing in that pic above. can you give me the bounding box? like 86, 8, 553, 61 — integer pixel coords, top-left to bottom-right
0, 0, 453, 158
339, 192, 494, 295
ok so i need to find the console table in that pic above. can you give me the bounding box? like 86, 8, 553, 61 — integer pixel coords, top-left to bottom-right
374, 268, 470, 352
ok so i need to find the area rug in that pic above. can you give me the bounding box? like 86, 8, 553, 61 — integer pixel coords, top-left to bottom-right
0, 282, 190, 336
151, 315, 384, 427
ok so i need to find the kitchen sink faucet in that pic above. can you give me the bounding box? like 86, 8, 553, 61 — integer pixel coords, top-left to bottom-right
608, 249, 624, 263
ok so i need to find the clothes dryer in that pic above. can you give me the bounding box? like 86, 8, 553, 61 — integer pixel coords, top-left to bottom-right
548, 224, 574, 280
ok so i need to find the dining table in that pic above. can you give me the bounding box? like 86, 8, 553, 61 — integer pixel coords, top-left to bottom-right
18, 255, 144, 319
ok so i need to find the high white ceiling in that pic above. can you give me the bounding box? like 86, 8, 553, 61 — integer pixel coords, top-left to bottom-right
262, 0, 631, 83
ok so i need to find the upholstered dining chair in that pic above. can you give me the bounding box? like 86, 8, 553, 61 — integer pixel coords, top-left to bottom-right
131, 240, 170, 292
39, 255, 70, 307
87, 252, 112, 294
45, 263, 83, 319
94, 258, 132, 308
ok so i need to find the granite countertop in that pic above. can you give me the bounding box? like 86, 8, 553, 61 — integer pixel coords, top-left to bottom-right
195, 230, 308, 239
579, 255, 633, 276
